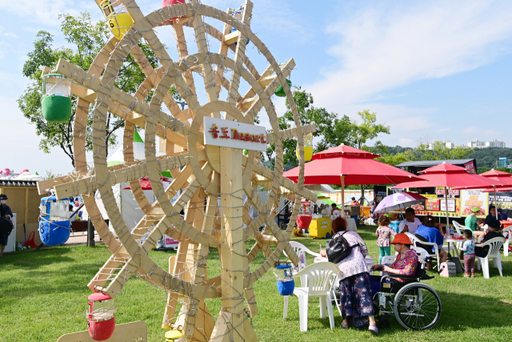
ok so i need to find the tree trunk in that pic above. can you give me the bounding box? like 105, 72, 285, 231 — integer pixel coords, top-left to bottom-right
87, 218, 95, 247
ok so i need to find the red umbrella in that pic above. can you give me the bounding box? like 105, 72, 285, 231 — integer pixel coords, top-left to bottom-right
283, 145, 424, 208
392, 163, 500, 189
482, 187, 512, 192
284, 145, 424, 186
393, 163, 500, 226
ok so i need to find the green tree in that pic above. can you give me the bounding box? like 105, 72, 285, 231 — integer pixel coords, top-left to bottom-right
414, 141, 473, 161
264, 88, 370, 169
347, 110, 390, 150
18, 12, 161, 167
377, 141, 474, 167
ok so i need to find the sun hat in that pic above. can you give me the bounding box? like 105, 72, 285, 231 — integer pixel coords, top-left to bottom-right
391, 233, 412, 245
471, 207, 480, 213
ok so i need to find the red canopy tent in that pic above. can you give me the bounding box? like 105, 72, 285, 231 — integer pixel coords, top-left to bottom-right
283, 145, 424, 208
393, 163, 500, 226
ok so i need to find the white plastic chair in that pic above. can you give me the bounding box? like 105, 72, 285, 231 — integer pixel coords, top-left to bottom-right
476, 237, 506, 279
285, 241, 322, 283
283, 262, 339, 332
405, 232, 440, 269
380, 254, 397, 275
411, 246, 430, 264
453, 221, 465, 235
503, 227, 511, 257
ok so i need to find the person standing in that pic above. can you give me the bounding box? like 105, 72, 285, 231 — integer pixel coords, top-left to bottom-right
398, 208, 422, 234
0, 194, 13, 257
375, 216, 396, 264
320, 217, 378, 335
331, 203, 341, 220
460, 230, 476, 278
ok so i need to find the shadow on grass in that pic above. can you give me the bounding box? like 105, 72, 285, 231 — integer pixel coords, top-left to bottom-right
0, 247, 75, 268
371, 286, 512, 336
285, 286, 512, 337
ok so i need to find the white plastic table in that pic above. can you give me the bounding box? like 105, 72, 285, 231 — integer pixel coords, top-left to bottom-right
444, 237, 463, 256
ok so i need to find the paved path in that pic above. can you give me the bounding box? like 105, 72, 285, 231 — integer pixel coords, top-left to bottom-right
65, 232, 104, 245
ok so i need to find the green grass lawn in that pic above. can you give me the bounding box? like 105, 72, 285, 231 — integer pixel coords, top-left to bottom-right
1, 225, 511, 341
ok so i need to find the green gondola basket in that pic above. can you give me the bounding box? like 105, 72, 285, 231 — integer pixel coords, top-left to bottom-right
275, 79, 292, 97
41, 73, 73, 123
42, 95, 72, 123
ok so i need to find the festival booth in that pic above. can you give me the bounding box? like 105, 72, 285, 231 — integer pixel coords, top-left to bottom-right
0, 174, 45, 251
391, 164, 500, 229
284, 145, 425, 235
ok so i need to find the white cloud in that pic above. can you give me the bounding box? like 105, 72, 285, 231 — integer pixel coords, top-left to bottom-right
308, 0, 512, 108
0, 25, 17, 38
0, 0, 82, 25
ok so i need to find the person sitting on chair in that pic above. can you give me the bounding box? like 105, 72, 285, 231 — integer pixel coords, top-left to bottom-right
475, 219, 504, 258
398, 208, 421, 234
415, 215, 448, 269
484, 206, 498, 225
370, 233, 419, 283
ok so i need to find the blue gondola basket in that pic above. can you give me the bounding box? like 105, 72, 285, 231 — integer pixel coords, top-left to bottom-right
274, 264, 295, 296
39, 196, 72, 246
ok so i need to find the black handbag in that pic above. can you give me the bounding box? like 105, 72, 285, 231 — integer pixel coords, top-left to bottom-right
0, 217, 13, 236
447, 254, 464, 274
326, 231, 356, 264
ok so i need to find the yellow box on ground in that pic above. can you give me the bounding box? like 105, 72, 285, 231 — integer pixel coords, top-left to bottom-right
309, 217, 331, 238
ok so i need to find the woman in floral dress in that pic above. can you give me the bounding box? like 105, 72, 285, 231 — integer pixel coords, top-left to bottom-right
371, 233, 419, 283
320, 217, 378, 335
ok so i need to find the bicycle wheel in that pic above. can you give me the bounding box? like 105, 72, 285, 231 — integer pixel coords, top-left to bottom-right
393, 283, 442, 330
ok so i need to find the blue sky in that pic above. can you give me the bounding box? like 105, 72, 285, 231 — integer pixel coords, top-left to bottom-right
2, 0, 512, 176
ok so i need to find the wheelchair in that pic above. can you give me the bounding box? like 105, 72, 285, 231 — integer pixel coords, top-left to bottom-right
371, 262, 442, 330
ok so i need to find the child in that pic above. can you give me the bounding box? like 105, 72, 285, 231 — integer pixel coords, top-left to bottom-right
376, 216, 396, 264
460, 229, 476, 278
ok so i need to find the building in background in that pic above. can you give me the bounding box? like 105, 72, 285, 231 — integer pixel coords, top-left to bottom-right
467, 139, 506, 148
427, 141, 454, 150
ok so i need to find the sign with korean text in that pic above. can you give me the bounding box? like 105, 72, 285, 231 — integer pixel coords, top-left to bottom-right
460, 189, 488, 217
203, 117, 267, 151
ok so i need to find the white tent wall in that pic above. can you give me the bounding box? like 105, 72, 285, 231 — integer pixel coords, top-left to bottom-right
84, 183, 161, 237
113, 182, 159, 233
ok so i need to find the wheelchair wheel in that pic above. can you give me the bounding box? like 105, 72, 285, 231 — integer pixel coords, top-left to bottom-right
393, 283, 442, 330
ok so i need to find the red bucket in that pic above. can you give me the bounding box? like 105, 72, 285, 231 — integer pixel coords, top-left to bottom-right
297, 215, 312, 229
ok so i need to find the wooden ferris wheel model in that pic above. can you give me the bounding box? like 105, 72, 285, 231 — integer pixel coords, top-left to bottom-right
39, 0, 317, 340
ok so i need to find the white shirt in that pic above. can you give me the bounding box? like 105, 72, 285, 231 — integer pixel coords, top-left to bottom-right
399, 217, 422, 234
331, 209, 340, 220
